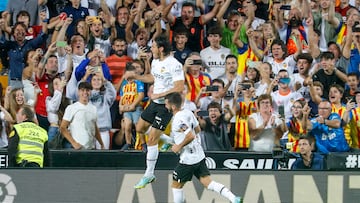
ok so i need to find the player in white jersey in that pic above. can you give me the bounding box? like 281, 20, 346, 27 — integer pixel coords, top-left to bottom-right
125, 35, 185, 189
165, 92, 242, 203
200, 26, 231, 79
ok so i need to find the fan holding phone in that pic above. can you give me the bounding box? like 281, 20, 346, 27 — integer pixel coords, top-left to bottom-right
267, 70, 304, 121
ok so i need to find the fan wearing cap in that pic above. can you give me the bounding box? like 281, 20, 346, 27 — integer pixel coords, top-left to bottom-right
60, 82, 104, 150
86, 15, 116, 57
266, 69, 303, 121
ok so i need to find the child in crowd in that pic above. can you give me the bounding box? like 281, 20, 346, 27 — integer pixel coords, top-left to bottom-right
119, 63, 145, 150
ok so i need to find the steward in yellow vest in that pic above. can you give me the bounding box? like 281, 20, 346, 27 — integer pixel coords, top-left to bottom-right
8, 105, 49, 167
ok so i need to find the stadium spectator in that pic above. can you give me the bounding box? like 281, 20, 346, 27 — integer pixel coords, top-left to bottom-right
4, 87, 35, 126
267, 69, 304, 121
1, 10, 46, 41
291, 136, 325, 170
345, 88, 360, 150
254, 62, 273, 97
198, 101, 233, 151
127, 27, 151, 60
327, 41, 349, 72
216, 0, 243, 56
344, 19, 360, 77
343, 73, 359, 102
106, 38, 133, 128
200, 26, 231, 80
119, 64, 145, 150
61, 0, 89, 38
60, 82, 104, 150
6, 0, 39, 26
290, 53, 313, 101
172, 28, 192, 65
262, 38, 300, 76
114, 6, 139, 41
232, 80, 257, 150
197, 79, 226, 111
308, 81, 325, 118
74, 49, 112, 83
303, 100, 350, 154
184, 52, 211, 103
46, 77, 68, 142
35, 43, 59, 132
220, 54, 242, 100
312, 0, 342, 52
22, 49, 42, 106
285, 99, 307, 153
65, 34, 88, 101
312, 51, 347, 99
86, 71, 116, 150
86, 15, 116, 57
248, 94, 285, 152
164, 1, 221, 52
0, 21, 48, 89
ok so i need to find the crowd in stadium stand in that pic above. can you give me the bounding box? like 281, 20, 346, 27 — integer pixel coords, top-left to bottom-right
0, 0, 359, 158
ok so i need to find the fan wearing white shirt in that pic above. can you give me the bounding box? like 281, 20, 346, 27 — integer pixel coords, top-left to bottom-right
290, 53, 313, 101
200, 26, 231, 79
267, 69, 304, 121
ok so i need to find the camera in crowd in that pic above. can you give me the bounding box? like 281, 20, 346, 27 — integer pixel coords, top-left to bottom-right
289, 17, 302, 28
272, 145, 300, 169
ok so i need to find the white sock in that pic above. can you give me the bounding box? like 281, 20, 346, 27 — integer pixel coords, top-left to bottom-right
144, 144, 159, 177
172, 188, 184, 203
207, 181, 236, 203
160, 134, 174, 144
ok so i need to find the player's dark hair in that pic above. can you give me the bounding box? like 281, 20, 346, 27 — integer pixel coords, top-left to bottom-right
165, 92, 183, 109
154, 34, 172, 56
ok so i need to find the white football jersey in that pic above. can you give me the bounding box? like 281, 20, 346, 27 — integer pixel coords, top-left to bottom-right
151, 56, 184, 104
200, 46, 230, 79
271, 90, 304, 121
172, 109, 205, 165
263, 55, 297, 75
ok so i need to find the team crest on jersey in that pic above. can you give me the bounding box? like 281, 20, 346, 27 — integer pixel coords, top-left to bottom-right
181, 53, 187, 59
221, 54, 225, 59
290, 98, 294, 103
160, 67, 166, 73
177, 123, 189, 132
